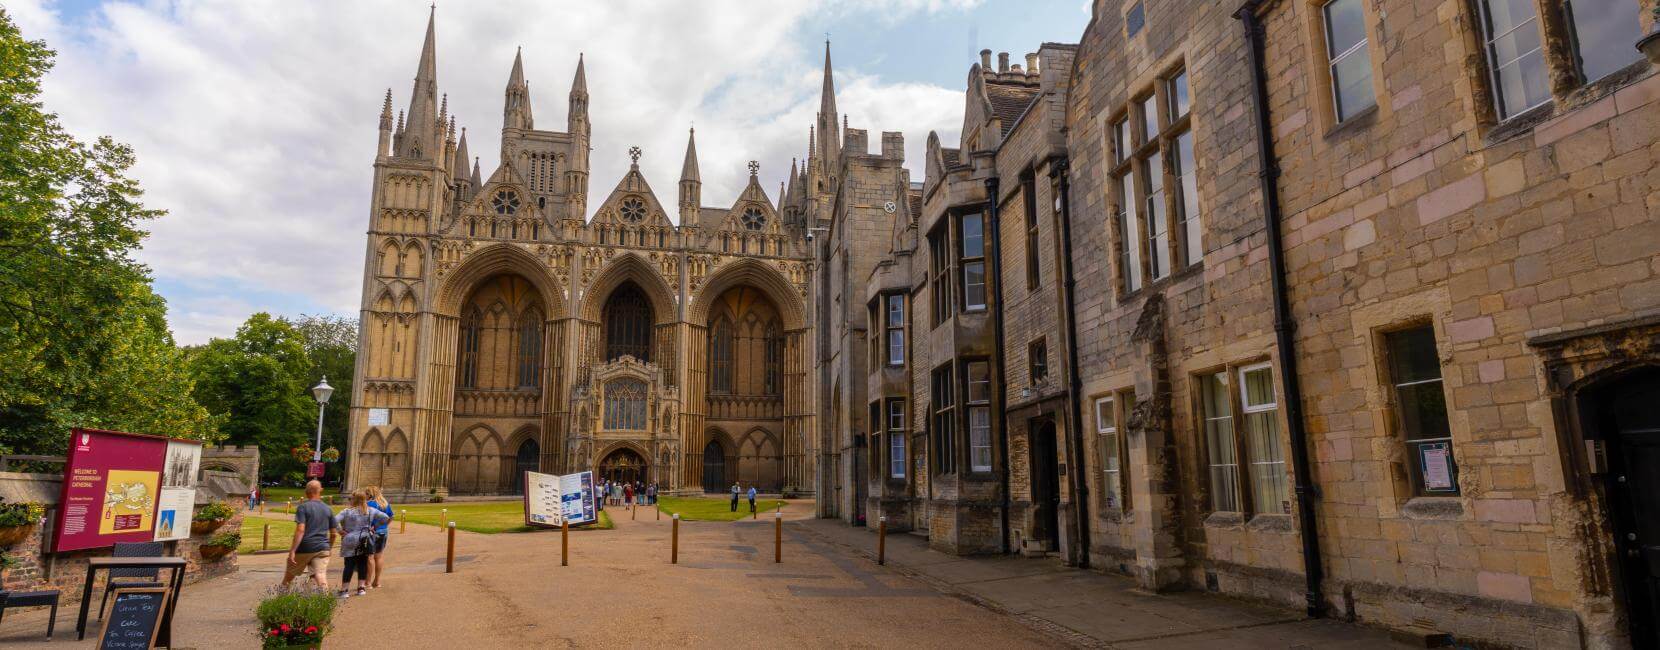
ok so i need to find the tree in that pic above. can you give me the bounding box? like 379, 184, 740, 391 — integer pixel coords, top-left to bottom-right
187, 313, 315, 481
294, 314, 357, 483
0, 8, 215, 454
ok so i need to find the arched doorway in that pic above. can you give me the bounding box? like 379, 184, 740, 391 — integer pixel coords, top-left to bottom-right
1582, 367, 1660, 647
702, 439, 727, 493
513, 438, 539, 495
599, 447, 648, 485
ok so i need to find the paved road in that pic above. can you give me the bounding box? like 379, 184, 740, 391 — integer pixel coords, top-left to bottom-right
0, 502, 1405, 648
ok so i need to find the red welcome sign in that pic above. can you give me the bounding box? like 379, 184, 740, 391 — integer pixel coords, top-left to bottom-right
54, 429, 169, 552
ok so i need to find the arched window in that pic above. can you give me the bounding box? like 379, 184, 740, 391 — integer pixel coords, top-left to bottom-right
603, 378, 648, 430
458, 307, 482, 388
764, 322, 783, 395
603, 282, 653, 362
516, 309, 542, 388
710, 317, 734, 394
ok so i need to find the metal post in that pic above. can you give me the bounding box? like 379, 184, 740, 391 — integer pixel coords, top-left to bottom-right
446, 522, 456, 573
878, 516, 887, 566
671, 514, 680, 564
561, 518, 569, 567
774, 511, 782, 564
313, 401, 326, 463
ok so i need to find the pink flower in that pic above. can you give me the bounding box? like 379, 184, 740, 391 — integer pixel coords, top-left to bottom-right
304, 626, 318, 634
269, 629, 280, 637
279, 624, 290, 633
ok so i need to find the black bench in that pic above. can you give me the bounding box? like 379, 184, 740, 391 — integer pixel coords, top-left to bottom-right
0, 589, 61, 639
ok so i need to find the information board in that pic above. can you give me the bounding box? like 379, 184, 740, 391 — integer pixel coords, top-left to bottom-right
154, 439, 202, 542
98, 587, 168, 650
55, 429, 168, 552
523, 470, 597, 527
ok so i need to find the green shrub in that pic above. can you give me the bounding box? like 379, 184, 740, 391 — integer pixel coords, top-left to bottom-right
255, 587, 336, 649
194, 501, 237, 522
206, 530, 242, 548
0, 496, 45, 528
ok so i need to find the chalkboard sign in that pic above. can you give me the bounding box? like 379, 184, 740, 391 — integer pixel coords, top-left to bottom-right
98, 587, 168, 650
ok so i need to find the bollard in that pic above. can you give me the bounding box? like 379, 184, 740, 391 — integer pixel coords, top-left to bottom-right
632, 503, 636, 520
446, 522, 456, 574
878, 516, 887, 566
263, 523, 270, 551
752, 503, 757, 520
400, 516, 406, 534
671, 514, 680, 564
655, 504, 660, 520
441, 508, 447, 532
774, 511, 782, 564
260, 502, 265, 515
561, 518, 569, 567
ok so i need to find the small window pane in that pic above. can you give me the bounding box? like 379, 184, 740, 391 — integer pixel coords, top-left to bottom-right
963, 261, 986, 310
1168, 71, 1190, 120
1142, 153, 1170, 281
1125, 1, 1145, 38
1323, 0, 1368, 53
1481, 0, 1549, 119
1385, 326, 1442, 383
886, 295, 904, 328
969, 406, 993, 472
961, 213, 985, 258
1139, 95, 1159, 143
1564, 0, 1642, 83
1095, 397, 1115, 432
1118, 173, 1142, 291
1173, 131, 1201, 266
1330, 46, 1376, 120
1238, 365, 1288, 515
1112, 119, 1131, 165
890, 430, 906, 478
967, 361, 991, 403
1242, 366, 1277, 409
889, 400, 906, 431
888, 330, 904, 366
1201, 372, 1241, 513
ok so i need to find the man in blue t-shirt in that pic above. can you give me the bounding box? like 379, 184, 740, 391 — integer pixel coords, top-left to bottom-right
280, 480, 339, 590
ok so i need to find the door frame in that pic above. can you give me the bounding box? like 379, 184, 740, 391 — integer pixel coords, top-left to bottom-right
1030, 417, 1061, 551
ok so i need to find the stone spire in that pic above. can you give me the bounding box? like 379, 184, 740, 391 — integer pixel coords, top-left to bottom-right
568, 53, 589, 136
400, 6, 440, 160
453, 128, 470, 181
679, 127, 700, 183
471, 157, 482, 187
503, 47, 533, 131
678, 127, 701, 227
377, 88, 394, 158
816, 41, 840, 173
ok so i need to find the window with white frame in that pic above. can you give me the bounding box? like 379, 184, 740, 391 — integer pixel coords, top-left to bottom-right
1323, 0, 1376, 122
1199, 371, 1242, 513
1239, 364, 1289, 514
960, 212, 987, 311
888, 398, 906, 479
1095, 396, 1123, 511
886, 294, 905, 366
932, 365, 956, 475
966, 360, 993, 472
1477, 0, 1550, 120
1108, 66, 1200, 296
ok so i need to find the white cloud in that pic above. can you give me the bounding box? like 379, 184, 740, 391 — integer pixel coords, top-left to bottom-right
10, 0, 969, 343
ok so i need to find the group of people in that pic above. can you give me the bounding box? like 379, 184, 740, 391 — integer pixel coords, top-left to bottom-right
599, 479, 657, 507
278, 480, 395, 600
730, 482, 759, 512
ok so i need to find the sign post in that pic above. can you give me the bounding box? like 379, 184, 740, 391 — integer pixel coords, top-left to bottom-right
98, 586, 168, 650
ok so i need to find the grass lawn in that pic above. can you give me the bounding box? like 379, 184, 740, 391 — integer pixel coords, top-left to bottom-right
262, 500, 613, 534
238, 515, 295, 553
656, 496, 786, 522
259, 486, 305, 503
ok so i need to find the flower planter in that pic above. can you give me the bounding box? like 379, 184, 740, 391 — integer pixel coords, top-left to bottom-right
191, 518, 227, 536
1641, 31, 1660, 66
199, 544, 235, 561
0, 523, 37, 547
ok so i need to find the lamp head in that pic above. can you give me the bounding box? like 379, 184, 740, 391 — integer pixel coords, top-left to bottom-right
312, 376, 334, 405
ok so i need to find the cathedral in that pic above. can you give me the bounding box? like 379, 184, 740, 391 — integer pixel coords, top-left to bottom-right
346, 9, 832, 498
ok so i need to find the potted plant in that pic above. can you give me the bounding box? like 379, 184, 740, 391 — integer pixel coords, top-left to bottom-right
255, 587, 337, 649
0, 496, 45, 547
199, 530, 241, 561
1641, 1, 1660, 65
192, 500, 237, 535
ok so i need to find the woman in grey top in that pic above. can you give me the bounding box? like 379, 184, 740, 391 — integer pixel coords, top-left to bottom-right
334, 489, 390, 598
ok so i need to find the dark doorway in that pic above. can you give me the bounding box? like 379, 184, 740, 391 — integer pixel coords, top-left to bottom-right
853, 434, 868, 526
513, 438, 539, 495
599, 447, 648, 486
1586, 367, 1660, 647
1030, 419, 1061, 551
702, 439, 726, 492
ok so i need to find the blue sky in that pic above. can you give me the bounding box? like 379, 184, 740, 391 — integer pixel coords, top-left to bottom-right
11, 0, 1092, 344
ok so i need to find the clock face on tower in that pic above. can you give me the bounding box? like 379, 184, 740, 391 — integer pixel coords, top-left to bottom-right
492, 190, 520, 215
621, 197, 647, 223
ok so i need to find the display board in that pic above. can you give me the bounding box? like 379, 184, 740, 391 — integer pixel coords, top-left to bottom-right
153, 439, 202, 542
98, 587, 168, 650
56, 429, 169, 552
523, 470, 597, 527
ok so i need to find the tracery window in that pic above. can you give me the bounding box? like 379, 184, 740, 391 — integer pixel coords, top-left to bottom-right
740, 207, 766, 231
516, 310, 542, 388
763, 323, 783, 395
603, 378, 648, 430
458, 307, 482, 388
603, 283, 653, 362
710, 317, 735, 394
620, 197, 647, 223
492, 190, 520, 215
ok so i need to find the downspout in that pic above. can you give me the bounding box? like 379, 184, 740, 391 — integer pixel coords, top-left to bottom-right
984, 176, 1013, 554
1236, 0, 1325, 618
1051, 157, 1091, 569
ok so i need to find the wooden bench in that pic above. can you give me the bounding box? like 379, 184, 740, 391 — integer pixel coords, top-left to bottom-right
0, 589, 61, 639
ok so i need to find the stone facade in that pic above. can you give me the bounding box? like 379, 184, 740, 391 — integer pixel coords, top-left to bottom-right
347, 10, 817, 499
815, 0, 1660, 648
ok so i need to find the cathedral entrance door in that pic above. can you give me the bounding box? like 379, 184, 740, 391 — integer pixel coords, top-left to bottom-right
702, 439, 726, 493
513, 439, 539, 495
599, 447, 648, 486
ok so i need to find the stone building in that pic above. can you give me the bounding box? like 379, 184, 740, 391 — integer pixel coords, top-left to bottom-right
347, 10, 817, 498
815, 0, 1660, 647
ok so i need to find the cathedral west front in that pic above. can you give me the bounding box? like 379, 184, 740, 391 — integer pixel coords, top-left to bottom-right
346, 10, 831, 498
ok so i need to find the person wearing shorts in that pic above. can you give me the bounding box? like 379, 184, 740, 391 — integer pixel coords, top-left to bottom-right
281, 480, 339, 589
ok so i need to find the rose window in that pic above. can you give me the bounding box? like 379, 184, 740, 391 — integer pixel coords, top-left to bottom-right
621, 198, 647, 223
492, 190, 520, 215
740, 207, 766, 231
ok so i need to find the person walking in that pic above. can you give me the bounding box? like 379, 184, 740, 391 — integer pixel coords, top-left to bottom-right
334, 489, 390, 599
747, 485, 758, 514
280, 480, 339, 591
624, 482, 634, 506
730, 482, 741, 512
646, 483, 657, 505
365, 485, 394, 589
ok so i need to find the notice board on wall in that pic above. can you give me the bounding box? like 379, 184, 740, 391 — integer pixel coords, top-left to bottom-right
54, 428, 176, 552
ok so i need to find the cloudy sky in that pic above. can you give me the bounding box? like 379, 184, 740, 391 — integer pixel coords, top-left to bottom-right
9, 0, 1090, 344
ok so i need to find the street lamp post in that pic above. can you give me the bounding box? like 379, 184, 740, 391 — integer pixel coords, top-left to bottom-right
311, 376, 333, 463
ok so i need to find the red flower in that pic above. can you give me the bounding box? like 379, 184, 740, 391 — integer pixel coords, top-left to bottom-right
304, 626, 318, 634
269, 629, 280, 637
279, 624, 290, 632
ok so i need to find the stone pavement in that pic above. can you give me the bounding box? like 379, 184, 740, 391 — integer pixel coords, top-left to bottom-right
0, 503, 1406, 648
796, 518, 1410, 649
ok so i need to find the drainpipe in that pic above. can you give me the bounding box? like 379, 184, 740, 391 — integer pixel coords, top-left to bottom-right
1236, 0, 1325, 618
984, 176, 1013, 554
1051, 157, 1091, 569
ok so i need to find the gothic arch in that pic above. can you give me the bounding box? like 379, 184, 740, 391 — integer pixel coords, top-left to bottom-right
579, 252, 676, 324
594, 439, 653, 468
689, 258, 806, 331
435, 243, 565, 318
